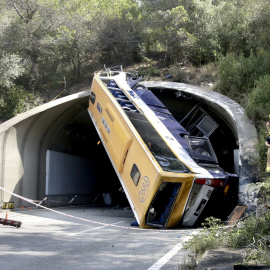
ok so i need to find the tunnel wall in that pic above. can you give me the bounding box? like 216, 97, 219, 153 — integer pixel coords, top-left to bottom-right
0, 91, 90, 207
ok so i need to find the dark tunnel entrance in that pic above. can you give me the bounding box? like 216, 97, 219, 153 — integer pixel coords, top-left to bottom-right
46, 99, 128, 207
150, 88, 239, 175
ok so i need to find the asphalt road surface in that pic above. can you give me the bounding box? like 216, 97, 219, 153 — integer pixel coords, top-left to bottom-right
0, 206, 198, 270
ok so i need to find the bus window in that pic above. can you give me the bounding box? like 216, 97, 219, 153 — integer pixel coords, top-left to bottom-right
126, 111, 189, 173
146, 182, 182, 227
185, 136, 218, 164
130, 164, 141, 186
90, 91, 96, 104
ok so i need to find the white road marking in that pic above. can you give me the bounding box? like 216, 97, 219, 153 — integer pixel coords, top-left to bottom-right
147, 231, 198, 270
69, 221, 125, 236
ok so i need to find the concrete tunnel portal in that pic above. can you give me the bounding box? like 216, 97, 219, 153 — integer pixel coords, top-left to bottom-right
0, 90, 128, 208
0, 82, 258, 217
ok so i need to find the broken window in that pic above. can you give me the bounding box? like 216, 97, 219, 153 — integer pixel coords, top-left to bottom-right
130, 164, 141, 186
146, 182, 182, 227
185, 136, 218, 164
90, 91, 96, 104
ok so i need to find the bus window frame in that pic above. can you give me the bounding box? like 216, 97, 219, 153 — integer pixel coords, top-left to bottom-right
90, 91, 96, 104
130, 163, 141, 186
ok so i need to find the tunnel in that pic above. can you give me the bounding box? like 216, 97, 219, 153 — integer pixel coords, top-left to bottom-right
0, 82, 258, 212
0, 91, 126, 208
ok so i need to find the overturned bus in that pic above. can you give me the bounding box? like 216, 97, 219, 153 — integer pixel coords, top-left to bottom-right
87, 66, 238, 229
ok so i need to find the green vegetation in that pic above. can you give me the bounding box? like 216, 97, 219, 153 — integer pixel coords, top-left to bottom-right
0, 85, 42, 120
186, 217, 226, 257
1, 0, 270, 265
185, 211, 270, 266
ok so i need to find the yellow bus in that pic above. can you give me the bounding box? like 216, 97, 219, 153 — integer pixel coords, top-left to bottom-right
88, 66, 238, 229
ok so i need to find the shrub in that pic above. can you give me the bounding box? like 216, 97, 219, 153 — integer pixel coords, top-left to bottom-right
137, 65, 160, 77
171, 66, 190, 82
185, 212, 270, 266
216, 53, 258, 103
184, 217, 225, 257
246, 74, 270, 127
146, 65, 160, 76
242, 236, 270, 266
216, 51, 270, 105
227, 210, 270, 266
0, 86, 42, 120
257, 178, 270, 206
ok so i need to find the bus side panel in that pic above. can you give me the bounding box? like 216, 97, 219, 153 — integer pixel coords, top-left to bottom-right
89, 78, 132, 173
100, 103, 133, 173
120, 139, 161, 226
88, 76, 161, 226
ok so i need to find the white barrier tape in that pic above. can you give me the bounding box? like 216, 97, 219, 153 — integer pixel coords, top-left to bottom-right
0, 186, 195, 233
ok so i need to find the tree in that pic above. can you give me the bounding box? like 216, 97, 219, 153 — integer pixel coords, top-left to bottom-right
96, 3, 143, 64
246, 74, 270, 126
0, 52, 41, 121
140, 2, 195, 63
0, 53, 24, 87
0, 85, 41, 120
1, 0, 141, 90
2, 0, 60, 91
246, 0, 270, 53
165, 6, 196, 63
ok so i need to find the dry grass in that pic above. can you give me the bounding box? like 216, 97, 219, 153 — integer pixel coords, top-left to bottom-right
167, 62, 218, 88
55, 61, 219, 100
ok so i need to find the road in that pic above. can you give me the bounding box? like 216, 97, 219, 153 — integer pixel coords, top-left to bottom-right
0, 206, 198, 270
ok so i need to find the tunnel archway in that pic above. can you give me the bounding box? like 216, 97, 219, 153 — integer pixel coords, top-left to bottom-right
0, 91, 123, 207
0, 82, 258, 211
